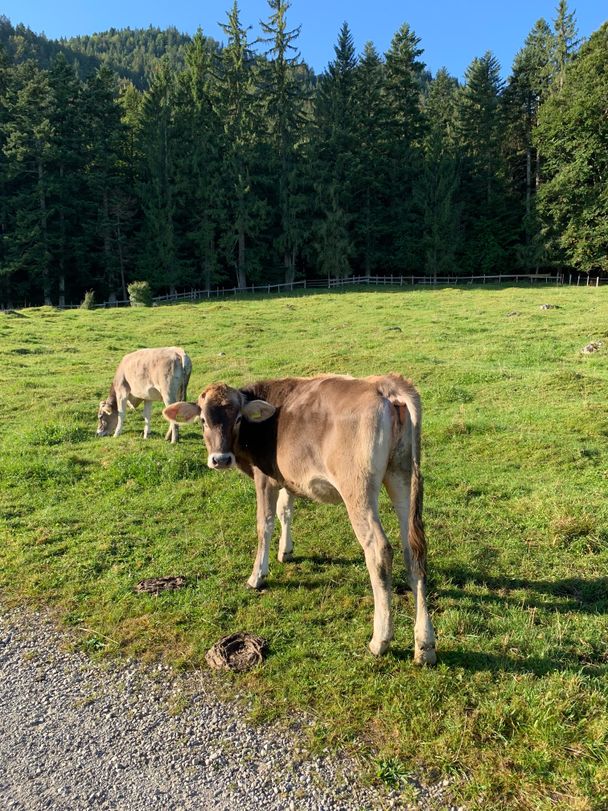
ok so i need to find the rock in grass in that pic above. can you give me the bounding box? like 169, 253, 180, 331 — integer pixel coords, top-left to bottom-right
581, 341, 603, 354
540, 303, 560, 310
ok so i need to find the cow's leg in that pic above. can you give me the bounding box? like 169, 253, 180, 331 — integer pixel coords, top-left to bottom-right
142, 400, 152, 439
384, 471, 436, 665
164, 420, 179, 443
276, 488, 294, 562
113, 397, 128, 437
162, 396, 179, 443
248, 475, 279, 589
345, 497, 394, 656
163, 381, 181, 443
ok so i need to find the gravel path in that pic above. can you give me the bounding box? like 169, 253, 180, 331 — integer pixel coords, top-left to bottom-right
0, 608, 459, 811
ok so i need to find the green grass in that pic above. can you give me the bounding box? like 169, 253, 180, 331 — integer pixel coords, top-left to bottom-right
1, 285, 607, 809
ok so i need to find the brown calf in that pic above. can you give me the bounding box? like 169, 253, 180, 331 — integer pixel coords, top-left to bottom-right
164, 374, 436, 663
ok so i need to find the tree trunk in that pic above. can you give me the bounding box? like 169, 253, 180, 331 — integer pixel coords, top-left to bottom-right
59, 164, 66, 307
525, 147, 532, 219
284, 250, 295, 285
38, 159, 51, 306
103, 189, 112, 290
237, 225, 246, 289
116, 212, 127, 301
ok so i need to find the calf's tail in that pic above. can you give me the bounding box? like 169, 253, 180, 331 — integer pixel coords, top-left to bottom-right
376, 374, 426, 576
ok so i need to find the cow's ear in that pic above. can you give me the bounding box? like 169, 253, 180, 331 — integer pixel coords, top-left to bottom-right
163, 402, 201, 423
101, 402, 112, 415
241, 399, 276, 422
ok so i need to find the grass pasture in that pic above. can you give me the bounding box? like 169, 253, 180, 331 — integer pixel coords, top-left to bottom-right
1, 285, 607, 809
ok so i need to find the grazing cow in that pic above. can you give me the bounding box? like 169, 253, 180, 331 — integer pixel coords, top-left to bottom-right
163, 374, 436, 663
97, 347, 192, 443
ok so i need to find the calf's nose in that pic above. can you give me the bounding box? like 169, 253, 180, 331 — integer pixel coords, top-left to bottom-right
210, 453, 233, 469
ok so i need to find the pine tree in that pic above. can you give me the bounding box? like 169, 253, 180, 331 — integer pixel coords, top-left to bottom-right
553, 0, 578, 91
311, 23, 358, 278
259, 0, 308, 284
383, 23, 426, 273
457, 52, 514, 273
351, 42, 390, 275
47, 53, 84, 305
215, 1, 263, 288
536, 22, 608, 273
173, 29, 223, 290
503, 20, 554, 271
82, 65, 130, 299
0, 44, 12, 307
137, 58, 181, 293
2, 59, 55, 304
416, 68, 461, 277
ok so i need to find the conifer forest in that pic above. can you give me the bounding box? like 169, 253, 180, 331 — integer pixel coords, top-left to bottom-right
0, 1, 605, 308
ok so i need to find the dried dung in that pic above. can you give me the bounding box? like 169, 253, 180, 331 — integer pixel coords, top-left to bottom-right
135, 576, 187, 594
206, 632, 267, 672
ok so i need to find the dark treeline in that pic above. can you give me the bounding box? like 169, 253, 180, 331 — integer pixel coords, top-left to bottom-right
0, 0, 606, 308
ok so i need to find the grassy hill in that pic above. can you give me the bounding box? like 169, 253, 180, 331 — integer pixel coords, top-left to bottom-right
1, 285, 607, 809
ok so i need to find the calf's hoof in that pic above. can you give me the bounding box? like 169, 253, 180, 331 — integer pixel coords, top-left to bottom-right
368, 638, 391, 656
414, 645, 437, 666
246, 576, 266, 590
277, 551, 293, 563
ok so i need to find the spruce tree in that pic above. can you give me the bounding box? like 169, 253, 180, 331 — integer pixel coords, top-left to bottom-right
48, 53, 84, 305
215, 1, 262, 289
82, 65, 130, 299
2, 60, 55, 304
352, 42, 390, 275
457, 52, 513, 274
503, 20, 554, 271
137, 58, 181, 293
259, 0, 308, 284
536, 22, 608, 273
383, 23, 426, 273
553, 0, 578, 91
416, 68, 461, 276
311, 23, 358, 278
173, 29, 223, 290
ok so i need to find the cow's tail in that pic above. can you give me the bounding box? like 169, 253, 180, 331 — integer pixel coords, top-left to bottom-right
176, 349, 192, 401
376, 374, 426, 576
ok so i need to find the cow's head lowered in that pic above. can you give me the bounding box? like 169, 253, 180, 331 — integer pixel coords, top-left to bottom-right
163, 383, 275, 469
96, 400, 118, 437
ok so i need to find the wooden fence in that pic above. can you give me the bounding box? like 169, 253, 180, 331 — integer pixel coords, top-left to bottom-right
53, 271, 607, 310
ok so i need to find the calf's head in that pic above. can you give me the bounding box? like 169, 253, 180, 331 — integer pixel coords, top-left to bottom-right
96, 400, 118, 437
163, 383, 275, 470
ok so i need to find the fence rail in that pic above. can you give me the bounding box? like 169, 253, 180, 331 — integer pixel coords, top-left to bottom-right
14, 272, 607, 311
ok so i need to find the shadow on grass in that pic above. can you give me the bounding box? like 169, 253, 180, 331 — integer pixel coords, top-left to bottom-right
385, 645, 608, 677
290, 553, 358, 567
436, 566, 608, 614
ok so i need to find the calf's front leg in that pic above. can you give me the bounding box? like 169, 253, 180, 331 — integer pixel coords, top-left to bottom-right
113, 398, 128, 437
248, 474, 279, 589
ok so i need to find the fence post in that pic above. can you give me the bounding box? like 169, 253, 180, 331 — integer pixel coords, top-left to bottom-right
596, 277, 600, 288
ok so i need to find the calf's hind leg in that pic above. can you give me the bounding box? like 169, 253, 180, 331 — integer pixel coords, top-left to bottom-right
384, 470, 436, 665
276, 489, 294, 562
345, 496, 394, 656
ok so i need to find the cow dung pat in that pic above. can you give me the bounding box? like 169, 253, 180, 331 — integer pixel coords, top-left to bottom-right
135, 576, 187, 594
206, 632, 267, 672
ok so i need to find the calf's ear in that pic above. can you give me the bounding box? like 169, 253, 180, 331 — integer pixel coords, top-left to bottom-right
241, 399, 276, 422
163, 402, 201, 423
